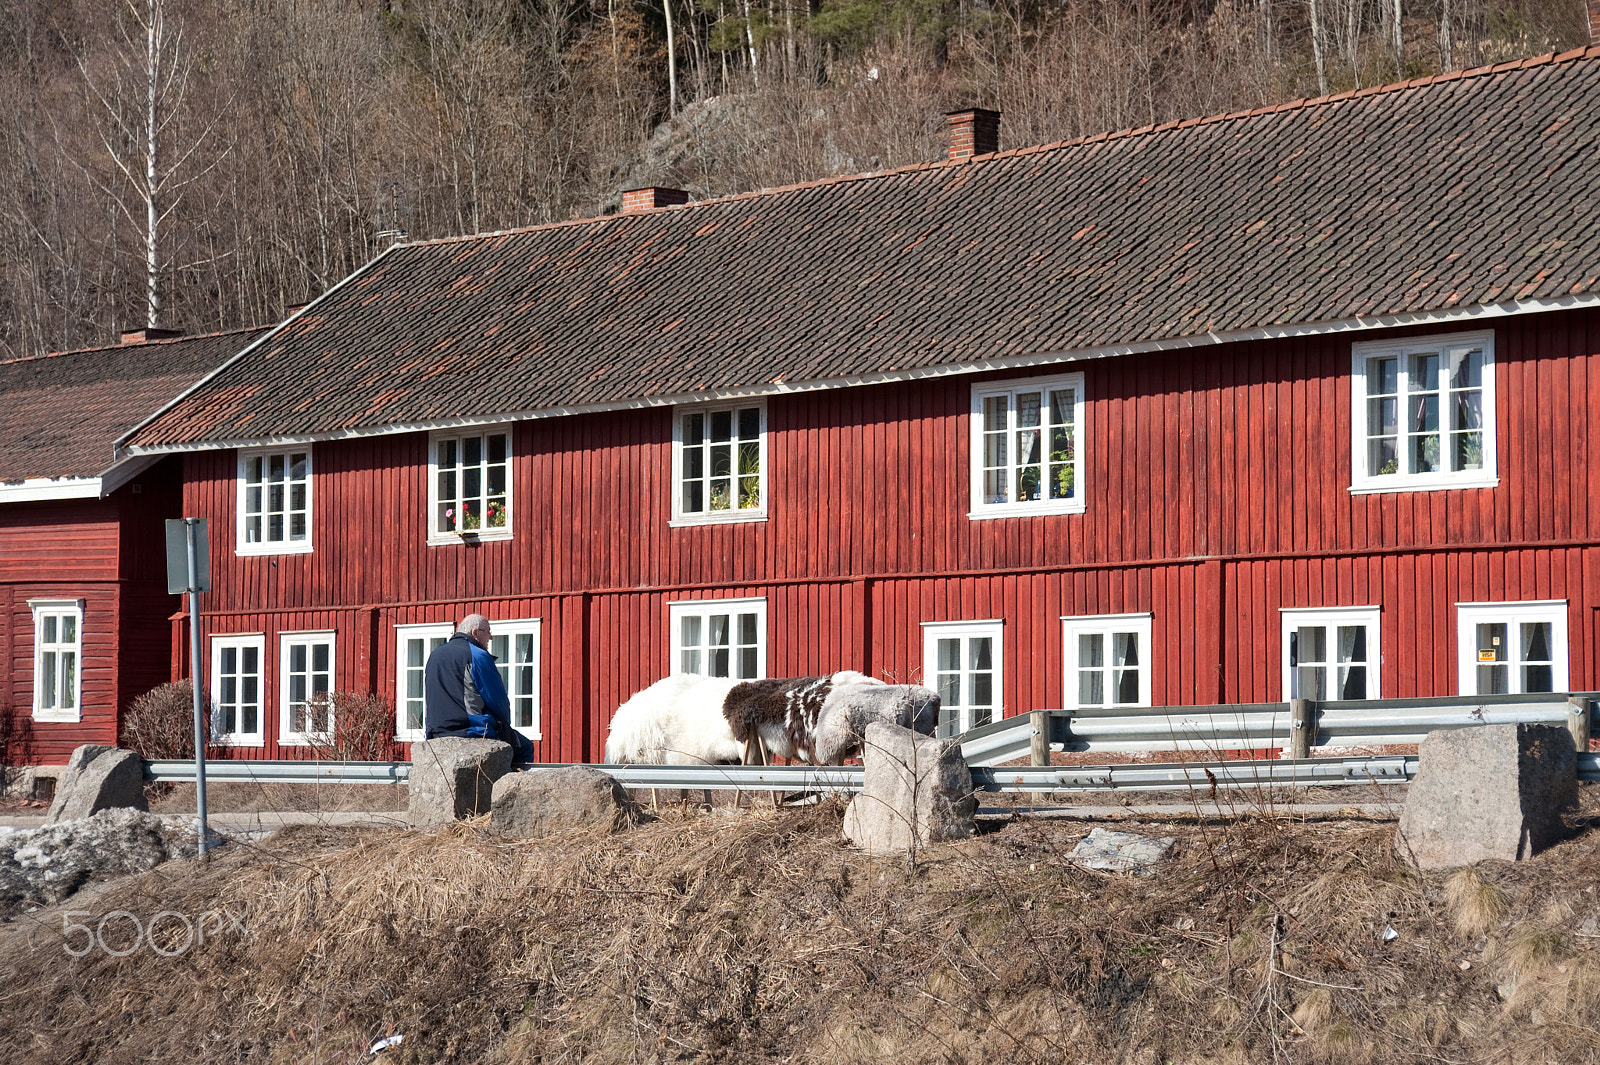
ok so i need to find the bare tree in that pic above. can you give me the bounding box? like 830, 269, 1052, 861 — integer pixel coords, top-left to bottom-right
78, 0, 223, 330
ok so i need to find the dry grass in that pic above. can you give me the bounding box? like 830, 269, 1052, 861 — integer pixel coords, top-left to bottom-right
1445, 866, 1512, 938
1, 800, 1599, 1063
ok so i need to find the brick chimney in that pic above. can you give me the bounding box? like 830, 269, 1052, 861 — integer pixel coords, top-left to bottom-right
1590, 0, 1600, 45
621, 187, 690, 213
945, 108, 1001, 161
119, 326, 183, 345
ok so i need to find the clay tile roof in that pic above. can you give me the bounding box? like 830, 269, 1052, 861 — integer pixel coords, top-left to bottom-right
129, 49, 1600, 450
0, 327, 266, 484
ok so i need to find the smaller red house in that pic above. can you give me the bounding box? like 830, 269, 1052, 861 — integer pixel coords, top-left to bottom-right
0, 326, 264, 775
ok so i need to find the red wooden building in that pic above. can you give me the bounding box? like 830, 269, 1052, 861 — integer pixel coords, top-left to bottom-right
0, 327, 265, 767
118, 48, 1600, 763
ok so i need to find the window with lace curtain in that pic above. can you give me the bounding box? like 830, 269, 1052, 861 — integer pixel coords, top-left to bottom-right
970, 372, 1085, 518
1062, 613, 1152, 709
1280, 607, 1381, 701
1456, 601, 1567, 696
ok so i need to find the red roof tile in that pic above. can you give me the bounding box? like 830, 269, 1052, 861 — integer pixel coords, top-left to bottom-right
0, 328, 266, 483
130, 50, 1600, 450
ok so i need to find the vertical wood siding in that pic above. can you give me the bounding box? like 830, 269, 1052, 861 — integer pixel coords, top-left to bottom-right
156, 308, 1600, 760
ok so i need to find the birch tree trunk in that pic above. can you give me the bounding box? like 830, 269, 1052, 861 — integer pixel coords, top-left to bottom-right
1438, 0, 1453, 72
1308, 0, 1328, 96
663, 0, 679, 114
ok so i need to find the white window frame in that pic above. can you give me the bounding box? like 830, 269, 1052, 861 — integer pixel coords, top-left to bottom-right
29, 598, 83, 722
922, 619, 1005, 735
394, 623, 453, 742
969, 371, 1086, 519
670, 401, 768, 526
1350, 330, 1497, 494
487, 619, 542, 741
1456, 600, 1569, 696
1061, 613, 1153, 710
279, 631, 336, 745
668, 597, 768, 680
236, 447, 314, 555
1280, 606, 1382, 702
210, 633, 266, 747
427, 427, 513, 545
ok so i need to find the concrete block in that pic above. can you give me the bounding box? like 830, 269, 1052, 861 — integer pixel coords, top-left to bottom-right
843, 721, 976, 857
408, 738, 512, 828
1396, 723, 1577, 871
490, 766, 642, 837
45, 745, 148, 823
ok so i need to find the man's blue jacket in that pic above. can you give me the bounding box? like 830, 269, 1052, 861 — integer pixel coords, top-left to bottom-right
423, 632, 511, 738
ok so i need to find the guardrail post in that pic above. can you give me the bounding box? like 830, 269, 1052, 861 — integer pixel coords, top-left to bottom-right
1568, 696, 1592, 754
1030, 711, 1049, 766
1289, 699, 1314, 760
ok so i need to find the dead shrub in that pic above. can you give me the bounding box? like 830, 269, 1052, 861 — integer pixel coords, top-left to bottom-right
119, 681, 197, 761
304, 691, 400, 762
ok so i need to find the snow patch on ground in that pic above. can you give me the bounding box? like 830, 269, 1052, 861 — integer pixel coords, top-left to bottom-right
0, 808, 220, 916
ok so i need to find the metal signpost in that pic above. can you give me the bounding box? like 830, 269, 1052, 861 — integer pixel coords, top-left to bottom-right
165, 518, 211, 857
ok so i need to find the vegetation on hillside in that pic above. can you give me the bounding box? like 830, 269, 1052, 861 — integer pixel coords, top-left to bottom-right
0, 0, 1586, 359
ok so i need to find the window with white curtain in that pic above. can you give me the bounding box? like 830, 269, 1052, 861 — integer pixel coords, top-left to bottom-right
30, 599, 83, 722
669, 598, 766, 680
280, 631, 335, 743
1062, 613, 1152, 709
211, 634, 265, 746
237, 448, 312, 554
1351, 331, 1496, 493
1280, 607, 1381, 701
1456, 601, 1568, 695
672, 404, 767, 523
923, 620, 1004, 736
969, 372, 1085, 518
488, 619, 542, 739
395, 624, 452, 740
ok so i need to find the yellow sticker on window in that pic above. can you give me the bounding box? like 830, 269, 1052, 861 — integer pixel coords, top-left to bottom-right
1477, 649, 1498, 662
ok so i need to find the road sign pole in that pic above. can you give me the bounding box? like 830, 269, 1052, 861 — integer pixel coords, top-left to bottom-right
186, 519, 209, 858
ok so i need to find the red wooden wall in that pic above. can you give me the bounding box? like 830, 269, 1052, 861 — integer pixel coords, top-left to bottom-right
1, 462, 186, 764
166, 308, 1600, 762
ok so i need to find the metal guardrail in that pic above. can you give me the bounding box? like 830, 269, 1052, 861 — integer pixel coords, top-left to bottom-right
141, 692, 1598, 794
147, 752, 1600, 792
146, 759, 409, 785
958, 693, 1596, 765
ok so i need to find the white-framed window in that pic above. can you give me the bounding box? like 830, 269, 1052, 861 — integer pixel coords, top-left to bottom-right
237, 448, 312, 554
395, 623, 452, 741
923, 620, 1004, 736
30, 598, 83, 722
1456, 601, 1568, 696
279, 631, 335, 744
429, 428, 511, 543
210, 634, 265, 746
1280, 606, 1381, 701
488, 619, 542, 740
669, 598, 767, 679
1062, 613, 1153, 710
970, 372, 1085, 518
671, 402, 767, 524
1350, 331, 1496, 493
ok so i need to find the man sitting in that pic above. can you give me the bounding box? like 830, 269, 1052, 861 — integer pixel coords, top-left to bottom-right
423, 613, 534, 763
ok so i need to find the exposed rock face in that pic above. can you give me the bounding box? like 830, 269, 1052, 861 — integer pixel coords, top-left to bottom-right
0, 808, 213, 916
1069, 828, 1176, 875
490, 766, 642, 838
408, 738, 512, 828
1396, 723, 1578, 871
843, 722, 976, 857
46, 745, 149, 823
